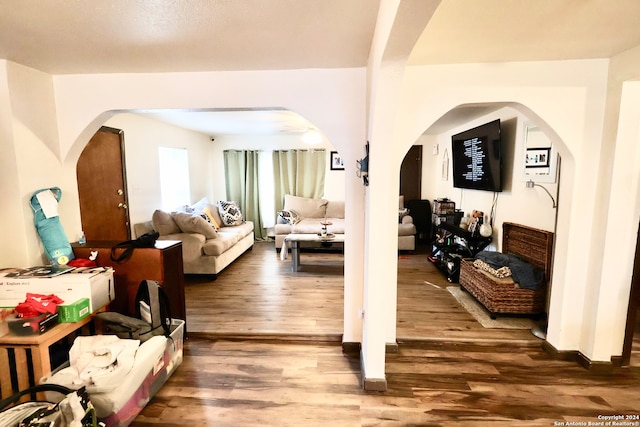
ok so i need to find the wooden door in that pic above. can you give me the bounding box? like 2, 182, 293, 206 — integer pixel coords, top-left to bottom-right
622, 221, 640, 366
400, 145, 422, 202
77, 126, 131, 241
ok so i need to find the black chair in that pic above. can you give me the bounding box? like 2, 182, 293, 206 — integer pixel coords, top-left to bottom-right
406, 199, 431, 243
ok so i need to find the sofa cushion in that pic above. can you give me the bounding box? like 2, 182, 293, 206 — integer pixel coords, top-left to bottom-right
283, 195, 328, 218
274, 218, 346, 236
398, 222, 416, 236
202, 222, 254, 256
217, 201, 244, 226
278, 209, 301, 225
325, 200, 345, 218
170, 211, 218, 239
152, 210, 181, 236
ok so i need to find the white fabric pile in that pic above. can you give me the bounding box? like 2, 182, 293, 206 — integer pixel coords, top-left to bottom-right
46, 335, 140, 393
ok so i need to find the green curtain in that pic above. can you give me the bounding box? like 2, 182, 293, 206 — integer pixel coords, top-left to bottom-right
223, 150, 267, 240
273, 149, 326, 212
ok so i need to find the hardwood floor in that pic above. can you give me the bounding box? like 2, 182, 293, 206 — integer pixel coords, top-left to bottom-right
183, 242, 344, 339
132, 241, 640, 426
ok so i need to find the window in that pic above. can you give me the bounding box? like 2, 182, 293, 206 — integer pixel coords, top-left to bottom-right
158, 147, 190, 211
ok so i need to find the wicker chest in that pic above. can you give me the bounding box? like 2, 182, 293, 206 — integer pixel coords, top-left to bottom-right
458, 222, 553, 318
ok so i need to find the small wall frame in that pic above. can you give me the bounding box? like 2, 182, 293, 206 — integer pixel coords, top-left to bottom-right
522, 121, 558, 183
330, 151, 344, 170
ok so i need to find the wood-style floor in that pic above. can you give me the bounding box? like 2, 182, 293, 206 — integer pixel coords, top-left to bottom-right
132, 241, 640, 426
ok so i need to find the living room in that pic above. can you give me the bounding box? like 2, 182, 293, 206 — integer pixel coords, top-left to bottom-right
2, 1, 640, 391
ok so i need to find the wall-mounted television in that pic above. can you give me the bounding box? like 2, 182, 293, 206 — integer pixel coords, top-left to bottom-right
451, 119, 502, 192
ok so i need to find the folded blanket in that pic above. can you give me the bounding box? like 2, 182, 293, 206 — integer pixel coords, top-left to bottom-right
475, 251, 545, 290
473, 259, 512, 278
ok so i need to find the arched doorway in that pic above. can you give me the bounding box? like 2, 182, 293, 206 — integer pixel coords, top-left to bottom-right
395, 103, 568, 343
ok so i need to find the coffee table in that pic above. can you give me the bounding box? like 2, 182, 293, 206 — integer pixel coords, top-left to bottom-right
284, 233, 345, 272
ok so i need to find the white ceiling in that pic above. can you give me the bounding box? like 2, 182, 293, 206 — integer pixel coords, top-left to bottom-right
138, 108, 319, 136
410, 0, 640, 65
0, 0, 380, 74
2, 0, 639, 136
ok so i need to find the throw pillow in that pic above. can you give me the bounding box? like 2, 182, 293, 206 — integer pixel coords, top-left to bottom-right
278, 209, 301, 225
202, 206, 221, 230
170, 212, 218, 239
176, 197, 209, 215
217, 201, 244, 226
152, 210, 181, 235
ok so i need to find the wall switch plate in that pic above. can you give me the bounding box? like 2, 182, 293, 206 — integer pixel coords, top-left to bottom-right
432, 143, 439, 155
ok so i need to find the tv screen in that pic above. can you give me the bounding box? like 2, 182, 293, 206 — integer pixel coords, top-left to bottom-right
451, 119, 502, 192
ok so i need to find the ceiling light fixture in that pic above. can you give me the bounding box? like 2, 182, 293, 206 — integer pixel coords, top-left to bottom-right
526, 179, 557, 208
301, 128, 322, 145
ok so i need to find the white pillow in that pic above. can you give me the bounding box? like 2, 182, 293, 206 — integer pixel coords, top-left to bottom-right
217, 201, 244, 226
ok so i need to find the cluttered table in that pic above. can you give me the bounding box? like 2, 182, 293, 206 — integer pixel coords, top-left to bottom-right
0, 307, 104, 401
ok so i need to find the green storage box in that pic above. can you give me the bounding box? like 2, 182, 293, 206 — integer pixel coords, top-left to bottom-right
58, 298, 90, 323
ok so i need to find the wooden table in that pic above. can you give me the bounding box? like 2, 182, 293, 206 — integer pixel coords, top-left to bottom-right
284, 233, 345, 272
72, 240, 186, 325
0, 314, 98, 401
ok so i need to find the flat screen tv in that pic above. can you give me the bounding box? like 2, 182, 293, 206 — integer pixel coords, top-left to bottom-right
451, 119, 502, 192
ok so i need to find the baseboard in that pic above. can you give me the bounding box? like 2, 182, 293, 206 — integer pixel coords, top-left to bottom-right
363, 377, 387, 392
541, 340, 578, 361
350, 342, 389, 391
342, 342, 361, 355
611, 355, 624, 367
342, 342, 397, 354
576, 352, 614, 374
542, 340, 615, 374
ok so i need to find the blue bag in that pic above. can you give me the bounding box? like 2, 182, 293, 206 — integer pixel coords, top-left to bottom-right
30, 187, 75, 265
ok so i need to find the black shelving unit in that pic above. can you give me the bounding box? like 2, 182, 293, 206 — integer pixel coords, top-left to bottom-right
429, 222, 492, 282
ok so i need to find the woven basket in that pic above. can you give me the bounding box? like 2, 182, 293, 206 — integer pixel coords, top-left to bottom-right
459, 259, 546, 316
458, 222, 553, 317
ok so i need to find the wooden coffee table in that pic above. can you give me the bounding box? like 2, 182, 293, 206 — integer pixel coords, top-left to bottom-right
284, 233, 345, 272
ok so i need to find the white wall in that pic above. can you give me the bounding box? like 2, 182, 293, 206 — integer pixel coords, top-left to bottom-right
103, 113, 214, 229
585, 43, 640, 361
0, 61, 28, 267
1, 61, 78, 267
421, 107, 558, 251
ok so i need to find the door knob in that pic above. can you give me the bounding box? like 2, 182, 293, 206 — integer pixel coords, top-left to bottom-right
117, 189, 124, 195
118, 203, 128, 209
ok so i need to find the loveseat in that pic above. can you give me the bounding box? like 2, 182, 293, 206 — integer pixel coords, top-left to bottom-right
134, 199, 254, 277
274, 194, 416, 250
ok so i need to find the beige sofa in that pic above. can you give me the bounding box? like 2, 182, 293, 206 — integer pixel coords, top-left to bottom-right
274, 194, 416, 250
134, 200, 254, 277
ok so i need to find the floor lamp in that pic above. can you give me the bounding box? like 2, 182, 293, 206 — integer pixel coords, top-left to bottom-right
526, 171, 560, 340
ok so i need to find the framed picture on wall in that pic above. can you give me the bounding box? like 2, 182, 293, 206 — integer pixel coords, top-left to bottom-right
330, 151, 344, 170
525, 147, 551, 168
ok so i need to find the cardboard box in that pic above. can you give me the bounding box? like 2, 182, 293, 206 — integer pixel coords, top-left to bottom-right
0, 268, 114, 313
58, 298, 91, 322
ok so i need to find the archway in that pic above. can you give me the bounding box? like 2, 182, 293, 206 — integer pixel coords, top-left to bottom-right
394, 102, 573, 343
67, 107, 352, 338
